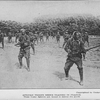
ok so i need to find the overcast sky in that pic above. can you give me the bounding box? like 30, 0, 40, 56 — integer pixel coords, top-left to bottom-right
0, 1, 100, 23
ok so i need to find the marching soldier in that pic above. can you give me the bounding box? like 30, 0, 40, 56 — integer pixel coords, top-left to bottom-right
64, 31, 86, 86
8, 32, 12, 43
39, 32, 44, 42
34, 31, 39, 44
56, 31, 60, 43
82, 31, 89, 46
51, 32, 55, 39
15, 29, 31, 71
46, 32, 49, 41
29, 32, 35, 55
0, 30, 4, 49
82, 31, 89, 60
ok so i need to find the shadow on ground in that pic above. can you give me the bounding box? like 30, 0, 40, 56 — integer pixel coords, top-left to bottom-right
53, 71, 80, 84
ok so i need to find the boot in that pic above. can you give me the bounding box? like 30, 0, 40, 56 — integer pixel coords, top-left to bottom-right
83, 53, 86, 61
79, 68, 83, 86
26, 58, 30, 72
33, 49, 35, 55
18, 58, 23, 68
2, 41, 4, 49
19, 61, 23, 68
64, 68, 70, 80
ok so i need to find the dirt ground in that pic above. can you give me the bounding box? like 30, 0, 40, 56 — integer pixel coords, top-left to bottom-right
0, 36, 100, 89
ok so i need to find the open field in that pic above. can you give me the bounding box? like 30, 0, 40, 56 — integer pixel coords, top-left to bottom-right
0, 36, 100, 88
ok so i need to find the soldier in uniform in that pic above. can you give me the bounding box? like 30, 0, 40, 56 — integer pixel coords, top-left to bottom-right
51, 32, 55, 39
29, 32, 35, 55
0, 30, 4, 48
46, 32, 49, 41
64, 31, 86, 85
15, 29, 31, 71
81, 31, 89, 60
34, 32, 38, 44
56, 31, 60, 43
82, 31, 89, 46
39, 32, 44, 42
8, 31, 12, 43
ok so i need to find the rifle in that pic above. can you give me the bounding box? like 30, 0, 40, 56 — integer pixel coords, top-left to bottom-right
64, 44, 100, 54
15, 42, 34, 55
15, 42, 23, 47
85, 44, 100, 52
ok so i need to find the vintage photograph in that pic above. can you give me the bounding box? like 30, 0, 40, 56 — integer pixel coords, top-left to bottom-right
0, 0, 100, 89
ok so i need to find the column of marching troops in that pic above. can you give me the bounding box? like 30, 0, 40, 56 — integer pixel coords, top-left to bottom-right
0, 28, 89, 86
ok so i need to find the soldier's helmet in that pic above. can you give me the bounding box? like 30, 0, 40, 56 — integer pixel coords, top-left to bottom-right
77, 32, 82, 39
72, 31, 79, 40
20, 29, 25, 34
85, 32, 88, 34
65, 31, 68, 34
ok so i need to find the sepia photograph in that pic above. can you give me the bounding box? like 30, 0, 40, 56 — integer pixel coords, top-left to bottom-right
0, 0, 100, 90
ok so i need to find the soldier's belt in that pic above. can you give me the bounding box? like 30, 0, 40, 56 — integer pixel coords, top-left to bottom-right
20, 46, 30, 50
68, 52, 82, 57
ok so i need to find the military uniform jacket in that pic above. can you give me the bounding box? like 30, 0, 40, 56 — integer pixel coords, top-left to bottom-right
65, 38, 85, 59
18, 34, 30, 49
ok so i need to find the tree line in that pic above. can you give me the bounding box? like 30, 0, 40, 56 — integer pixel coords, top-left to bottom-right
0, 14, 100, 36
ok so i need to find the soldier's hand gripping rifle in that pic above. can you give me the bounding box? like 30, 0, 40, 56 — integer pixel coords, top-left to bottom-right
15, 42, 21, 47
15, 41, 31, 48
15, 41, 25, 47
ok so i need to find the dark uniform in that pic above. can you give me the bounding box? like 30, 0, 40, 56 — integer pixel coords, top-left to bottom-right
29, 32, 35, 54
82, 32, 89, 46
0, 31, 4, 48
33, 33, 38, 44
39, 32, 44, 42
52, 32, 55, 39
15, 30, 30, 71
64, 32, 86, 85
8, 32, 12, 43
56, 32, 60, 43
46, 32, 49, 41
82, 32, 89, 60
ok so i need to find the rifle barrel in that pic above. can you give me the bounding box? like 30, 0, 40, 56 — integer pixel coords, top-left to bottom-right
86, 44, 100, 51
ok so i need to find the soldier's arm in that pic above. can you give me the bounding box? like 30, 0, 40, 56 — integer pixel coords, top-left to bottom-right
15, 36, 22, 46
64, 39, 71, 53
15, 42, 21, 46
